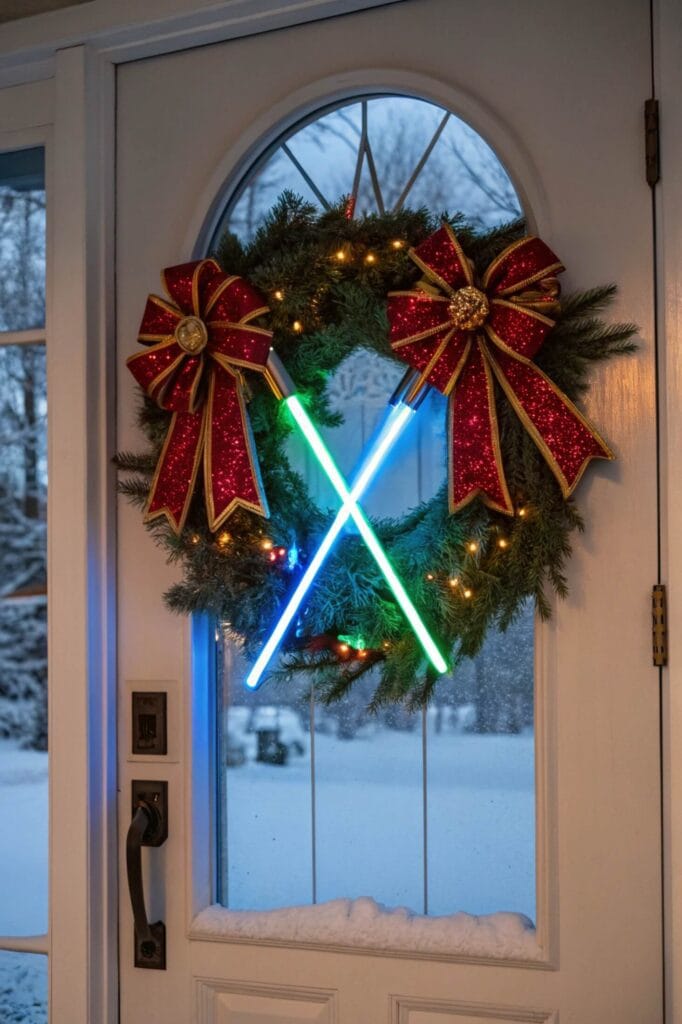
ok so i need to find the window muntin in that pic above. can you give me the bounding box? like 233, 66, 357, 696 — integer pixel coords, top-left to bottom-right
217, 96, 521, 243
211, 96, 534, 923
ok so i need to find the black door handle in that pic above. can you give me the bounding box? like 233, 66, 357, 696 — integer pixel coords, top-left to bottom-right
126, 781, 168, 969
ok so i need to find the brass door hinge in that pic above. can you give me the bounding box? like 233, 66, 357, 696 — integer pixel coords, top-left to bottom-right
645, 98, 660, 187
653, 584, 667, 667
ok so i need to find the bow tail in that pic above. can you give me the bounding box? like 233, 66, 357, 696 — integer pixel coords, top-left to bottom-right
204, 366, 269, 531
486, 344, 614, 497
145, 408, 206, 533
448, 341, 513, 515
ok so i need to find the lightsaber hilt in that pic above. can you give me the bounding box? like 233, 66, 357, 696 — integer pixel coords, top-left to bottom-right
390, 367, 431, 410
264, 349, 296, 400
269, 353, 431, 411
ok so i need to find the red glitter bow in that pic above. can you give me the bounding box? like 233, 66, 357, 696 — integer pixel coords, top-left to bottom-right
387, 225, 613, 514
127, 259, 272, 533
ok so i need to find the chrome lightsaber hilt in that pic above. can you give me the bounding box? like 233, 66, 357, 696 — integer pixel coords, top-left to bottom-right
264, 349, 296, 400
389, 367, 431, 410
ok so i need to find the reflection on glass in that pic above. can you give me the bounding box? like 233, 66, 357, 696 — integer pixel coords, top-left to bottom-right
215, 96, 521, 245
428, 601, 535, 919
0, 148, 46, 332
217, 639, 313, 910
0, 343, 48, 935
0, 950, 47, 1023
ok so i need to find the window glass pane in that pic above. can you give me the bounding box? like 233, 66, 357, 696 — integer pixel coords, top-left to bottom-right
427, 601, 536, 919
0, 343, 48, 935
227, 148, 320, 243
214, 96, 521, 244
314, 683, 423, 910
0, 950, 47, 1024
218, 643, 312, 910
0, 148, 46, 332
213, 95, 533, 924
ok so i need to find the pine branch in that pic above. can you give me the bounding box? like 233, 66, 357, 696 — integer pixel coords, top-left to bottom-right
116, 194, 632, 708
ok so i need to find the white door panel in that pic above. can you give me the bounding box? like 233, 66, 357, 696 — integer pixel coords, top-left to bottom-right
116, 1, 661, 1021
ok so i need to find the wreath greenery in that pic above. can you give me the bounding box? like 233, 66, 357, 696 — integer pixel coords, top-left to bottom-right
117, 193, 636, 707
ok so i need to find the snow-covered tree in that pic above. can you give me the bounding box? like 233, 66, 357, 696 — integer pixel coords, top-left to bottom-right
0, 158, 47, 749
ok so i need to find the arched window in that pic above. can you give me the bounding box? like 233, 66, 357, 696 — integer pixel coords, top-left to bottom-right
210, 94, 535, 922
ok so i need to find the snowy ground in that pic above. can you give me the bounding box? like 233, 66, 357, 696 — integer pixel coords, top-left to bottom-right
0, 741, 48, 934
0, 730, 535, 1009
222, 729, 535, 931
0, 952, 47, 1024
0, 741, 48, 1022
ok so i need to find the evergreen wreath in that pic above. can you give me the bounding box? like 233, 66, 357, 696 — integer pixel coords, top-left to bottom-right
117, 193, 636, 707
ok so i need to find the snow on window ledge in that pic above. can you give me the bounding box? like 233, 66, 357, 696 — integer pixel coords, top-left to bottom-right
191, 897, 540, 961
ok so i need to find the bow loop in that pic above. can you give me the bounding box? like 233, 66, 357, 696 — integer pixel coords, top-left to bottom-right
482, 236, 564, 296
485, 299, 555, 361
204, 273, 270, 324
127, 259, 272, 533
388, 226, 613, 514
161, 262, 200, 315
409, 224, 473, 294
208, 324, 273, 371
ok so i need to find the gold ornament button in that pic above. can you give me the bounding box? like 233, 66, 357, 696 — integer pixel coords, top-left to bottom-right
448, 286, 489, 330
175, 315, 208, 354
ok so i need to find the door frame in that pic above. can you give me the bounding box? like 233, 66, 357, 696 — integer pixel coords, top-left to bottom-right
1, 0, 680, 1021
657, 1, 682, 1022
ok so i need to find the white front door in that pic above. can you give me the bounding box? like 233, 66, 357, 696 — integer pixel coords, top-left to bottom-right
116, 2, 662, 1021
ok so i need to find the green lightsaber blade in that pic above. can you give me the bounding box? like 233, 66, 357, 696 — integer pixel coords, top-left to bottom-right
246, 402, 414, 689
284, 394, 448, 675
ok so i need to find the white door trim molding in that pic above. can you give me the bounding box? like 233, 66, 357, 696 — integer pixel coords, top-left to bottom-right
48, 45, 117, 1024
389, 994, 557, 1024
0, 0, 407, 84
195, 977, 338, 1024
180, 66, 556, 969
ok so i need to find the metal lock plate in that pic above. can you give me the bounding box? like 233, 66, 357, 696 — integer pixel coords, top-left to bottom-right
132, 691, 167, 756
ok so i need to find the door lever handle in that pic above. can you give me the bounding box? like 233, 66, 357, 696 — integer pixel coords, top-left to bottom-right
126, 781, 168, 969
